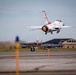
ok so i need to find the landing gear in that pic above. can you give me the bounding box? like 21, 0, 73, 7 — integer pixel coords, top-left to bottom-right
51, 31, 53, 34
45, 32, 47, 35
57, 29, 60, 33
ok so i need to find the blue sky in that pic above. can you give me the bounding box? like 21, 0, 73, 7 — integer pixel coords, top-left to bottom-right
0, 0, 76, 42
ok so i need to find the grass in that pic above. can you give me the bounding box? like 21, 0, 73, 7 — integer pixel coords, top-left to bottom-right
0, 48, 76, 52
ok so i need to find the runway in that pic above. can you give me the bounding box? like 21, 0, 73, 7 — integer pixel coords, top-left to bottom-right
0, 51, 76, 58
0, 51, 76, 75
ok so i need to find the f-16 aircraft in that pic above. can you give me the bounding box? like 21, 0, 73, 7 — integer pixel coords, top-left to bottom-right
27, 11, 72, 35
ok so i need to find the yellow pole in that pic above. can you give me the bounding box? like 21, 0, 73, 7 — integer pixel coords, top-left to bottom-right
15, 36, 20, 75
10, 49, 11, 58
48, 49, 50, 58
10, 47, 12, 58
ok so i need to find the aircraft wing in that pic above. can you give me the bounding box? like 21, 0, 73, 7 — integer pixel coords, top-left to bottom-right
60, 26, 73, 28
26, 26, 42, 30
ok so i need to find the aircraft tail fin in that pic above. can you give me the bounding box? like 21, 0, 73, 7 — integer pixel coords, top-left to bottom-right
42, 11, 51, 25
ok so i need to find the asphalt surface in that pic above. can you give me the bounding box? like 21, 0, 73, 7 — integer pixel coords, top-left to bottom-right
0, 72, 76, 75
0, 51, 76, 58
0, 51, 76, 75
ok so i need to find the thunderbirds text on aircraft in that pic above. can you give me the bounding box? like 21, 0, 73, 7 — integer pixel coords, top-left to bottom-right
27, 11, 72, 35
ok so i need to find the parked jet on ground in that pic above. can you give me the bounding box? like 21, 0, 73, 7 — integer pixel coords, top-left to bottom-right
27, 11, 72, 35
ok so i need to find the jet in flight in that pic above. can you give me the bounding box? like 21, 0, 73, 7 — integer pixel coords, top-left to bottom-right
27, 11, 72, 35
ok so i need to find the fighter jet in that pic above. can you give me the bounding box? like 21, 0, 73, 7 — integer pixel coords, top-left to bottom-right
27, 11, 72, 35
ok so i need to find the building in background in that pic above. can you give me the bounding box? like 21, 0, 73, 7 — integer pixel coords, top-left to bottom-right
1, 38, 75, 49
20, 38, 76, 48
62, 39, 76, 48
43, 38, 76, 48
42, 38, 72, 48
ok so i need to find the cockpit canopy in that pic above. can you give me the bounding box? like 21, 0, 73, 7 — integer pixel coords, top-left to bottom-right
56, 20, 62, 22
